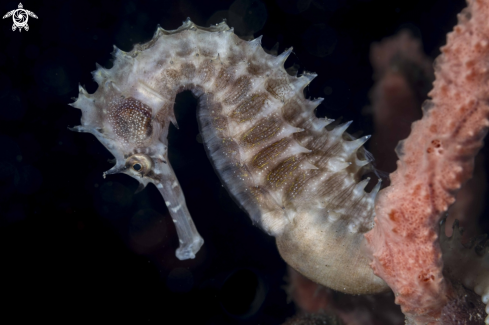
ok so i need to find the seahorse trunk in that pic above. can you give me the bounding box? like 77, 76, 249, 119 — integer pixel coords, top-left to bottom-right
70, 19, 388, 294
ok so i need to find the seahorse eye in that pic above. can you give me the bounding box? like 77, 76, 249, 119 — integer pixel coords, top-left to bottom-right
125, 154, 153, 177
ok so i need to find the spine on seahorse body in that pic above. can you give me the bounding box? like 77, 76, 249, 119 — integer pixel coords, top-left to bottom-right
70, 19, 388, 294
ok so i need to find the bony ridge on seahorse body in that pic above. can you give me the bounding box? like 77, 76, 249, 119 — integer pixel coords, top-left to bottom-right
70, 19, 389, 295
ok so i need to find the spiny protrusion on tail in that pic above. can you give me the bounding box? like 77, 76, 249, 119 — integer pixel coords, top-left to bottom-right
331, 120, 353, 137
293, 72, 317, 90
343, 135, 371, 156
288, 141, 312, 155
275, 47, 293, 65
246, 35, 263, 54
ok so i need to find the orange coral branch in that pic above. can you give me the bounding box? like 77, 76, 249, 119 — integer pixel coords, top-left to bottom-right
365, 0, 489, 323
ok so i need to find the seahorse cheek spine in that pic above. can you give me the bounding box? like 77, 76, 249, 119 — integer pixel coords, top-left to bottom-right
70, 20, 388, 294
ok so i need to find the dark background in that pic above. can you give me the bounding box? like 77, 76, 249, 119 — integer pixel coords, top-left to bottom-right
0, 0, 478, 324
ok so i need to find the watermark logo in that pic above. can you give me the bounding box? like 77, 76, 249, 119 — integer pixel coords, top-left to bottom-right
3, 3, 38, 32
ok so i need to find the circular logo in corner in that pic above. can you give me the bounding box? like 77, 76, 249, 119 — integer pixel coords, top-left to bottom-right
2, 3, 38, 32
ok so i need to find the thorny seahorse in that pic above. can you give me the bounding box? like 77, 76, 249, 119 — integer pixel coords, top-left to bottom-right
69, 19, 391, 295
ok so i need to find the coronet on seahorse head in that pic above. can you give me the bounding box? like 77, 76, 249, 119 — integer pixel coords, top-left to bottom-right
69, 18, 389, 294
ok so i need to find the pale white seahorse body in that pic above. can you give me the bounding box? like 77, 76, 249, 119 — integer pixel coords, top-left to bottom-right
70, 19, 388, 294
